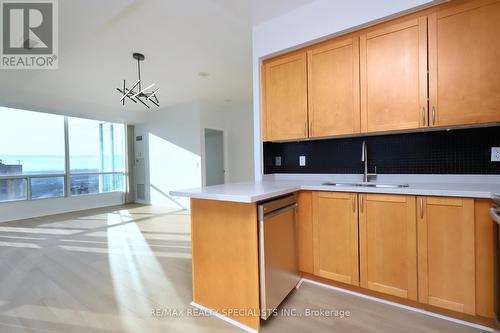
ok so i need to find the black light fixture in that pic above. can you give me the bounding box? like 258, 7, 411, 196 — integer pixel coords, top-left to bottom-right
116, 53, 160, 109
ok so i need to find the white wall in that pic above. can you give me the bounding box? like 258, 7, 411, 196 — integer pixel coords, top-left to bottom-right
200, 102, 254, 186
136, 100, 254, 210
135, 101, 202, 209
252, 0, 443, 180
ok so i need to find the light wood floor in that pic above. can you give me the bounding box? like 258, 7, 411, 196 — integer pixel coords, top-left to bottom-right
0, 204, 487, 333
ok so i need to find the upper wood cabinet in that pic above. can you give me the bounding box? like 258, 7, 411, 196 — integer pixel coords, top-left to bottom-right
262, 52, 308, 141
360, 17, 428, 133
261, 0, 500, 141
359, 194, 418, 300
428, 0, 500, 127
312, 192, 359, 285
417, 196, 476, 315
307, 37, 360, 137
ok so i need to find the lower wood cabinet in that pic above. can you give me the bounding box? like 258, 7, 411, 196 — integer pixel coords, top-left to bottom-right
417, 196, 476, 315
298, 191, 494, 320
475, 200, 496, 319
296, 191, 314, 274
359, 194, 418, 300
312, 191, 359, 285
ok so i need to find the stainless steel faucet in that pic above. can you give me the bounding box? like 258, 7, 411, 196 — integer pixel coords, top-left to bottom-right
361, 141, 377, 182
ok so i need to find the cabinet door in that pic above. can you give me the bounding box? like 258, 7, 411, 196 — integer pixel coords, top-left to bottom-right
475, 200, 495, 318
296, 191, 314, 274
312, 192, 359, 285
417, 197, 476, 315
428, 0, 500, 127
359, 194, 417, 300
360, 17, 428, 133
307, 37, 360, 137
262, 52, 308, 141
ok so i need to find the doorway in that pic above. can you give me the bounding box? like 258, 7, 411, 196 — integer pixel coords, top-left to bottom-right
204, 128, 225, 186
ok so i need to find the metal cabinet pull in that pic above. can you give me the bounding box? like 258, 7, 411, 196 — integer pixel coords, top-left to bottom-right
422, 106, 426, 126
432, 106, 436, 125
352, 195, 356, 212
489, 208, 500, 224
419, 197, 424, 219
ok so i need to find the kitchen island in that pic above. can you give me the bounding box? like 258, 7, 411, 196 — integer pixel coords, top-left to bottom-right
171, 174, 499, 332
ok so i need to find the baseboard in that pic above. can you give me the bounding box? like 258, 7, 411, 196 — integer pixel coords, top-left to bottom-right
189, 301, 258, 333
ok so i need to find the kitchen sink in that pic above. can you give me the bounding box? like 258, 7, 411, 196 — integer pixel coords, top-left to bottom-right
322, 182, 409, 188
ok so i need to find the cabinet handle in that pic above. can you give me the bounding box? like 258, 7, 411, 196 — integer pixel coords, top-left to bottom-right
422, 106, 426, 126
360, 194, 364, 213
304, 122, 307, 136
432, 106, 436, 126
419, 197, 424, 219
352, 195, 356, 212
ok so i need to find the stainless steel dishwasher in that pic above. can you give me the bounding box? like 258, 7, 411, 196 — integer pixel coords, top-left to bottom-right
490, 194, 500, 331
258, 194, 300, 320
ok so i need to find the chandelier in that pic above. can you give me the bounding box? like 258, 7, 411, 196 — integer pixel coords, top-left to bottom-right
116, 53, 160, 109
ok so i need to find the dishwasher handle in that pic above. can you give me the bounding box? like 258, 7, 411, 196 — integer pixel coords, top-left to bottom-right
261, 203, 297, 221
489, 207, 500, 224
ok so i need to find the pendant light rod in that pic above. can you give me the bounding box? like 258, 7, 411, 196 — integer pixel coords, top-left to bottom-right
137, 58, 141, 91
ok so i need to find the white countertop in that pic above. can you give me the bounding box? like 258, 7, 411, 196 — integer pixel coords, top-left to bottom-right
170, 174, 500, 203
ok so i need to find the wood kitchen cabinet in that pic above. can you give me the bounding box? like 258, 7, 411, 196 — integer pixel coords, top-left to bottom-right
308, 192, 493, 322
360, 17, 428, 133
296, 191, 314, 274
428, 0, 500, 127
260, 0, 500, 141
190, 199, 260, 330
312, 192, 359, 285
307, 37, 360, 137
359, 194, 418, 300
417, 196, 476, 315
475, 200, 496, 319
261, 51, 308, 141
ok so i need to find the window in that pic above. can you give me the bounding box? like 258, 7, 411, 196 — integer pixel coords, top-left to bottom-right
68, 118, 125, 173
0, 179, 27, 202
30, 177, 65, 199
68, 118, 125, 196
0, 107, 126, 202
0, 107, 65, 201
0, 107, 65, 175
69, 173, 124, 196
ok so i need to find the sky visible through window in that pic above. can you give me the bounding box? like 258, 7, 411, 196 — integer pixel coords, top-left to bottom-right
0, 106, 65, 174
0, 107, 124, 174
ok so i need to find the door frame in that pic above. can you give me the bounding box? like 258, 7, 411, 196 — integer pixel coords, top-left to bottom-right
201, 127, 229, 187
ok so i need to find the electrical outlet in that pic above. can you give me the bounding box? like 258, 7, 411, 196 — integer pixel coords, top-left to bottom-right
275, 156, 282, 167
299, 156, 306, 166
492, 147, 500, 162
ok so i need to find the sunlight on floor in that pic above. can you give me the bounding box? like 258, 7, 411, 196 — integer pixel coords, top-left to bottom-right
106, 208, 191, 332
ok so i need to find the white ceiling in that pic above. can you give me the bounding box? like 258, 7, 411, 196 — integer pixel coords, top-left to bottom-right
0, 0, 313, 123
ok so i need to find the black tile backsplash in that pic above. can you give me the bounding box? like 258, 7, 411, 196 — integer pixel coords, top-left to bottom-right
263, 127, 500, 174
